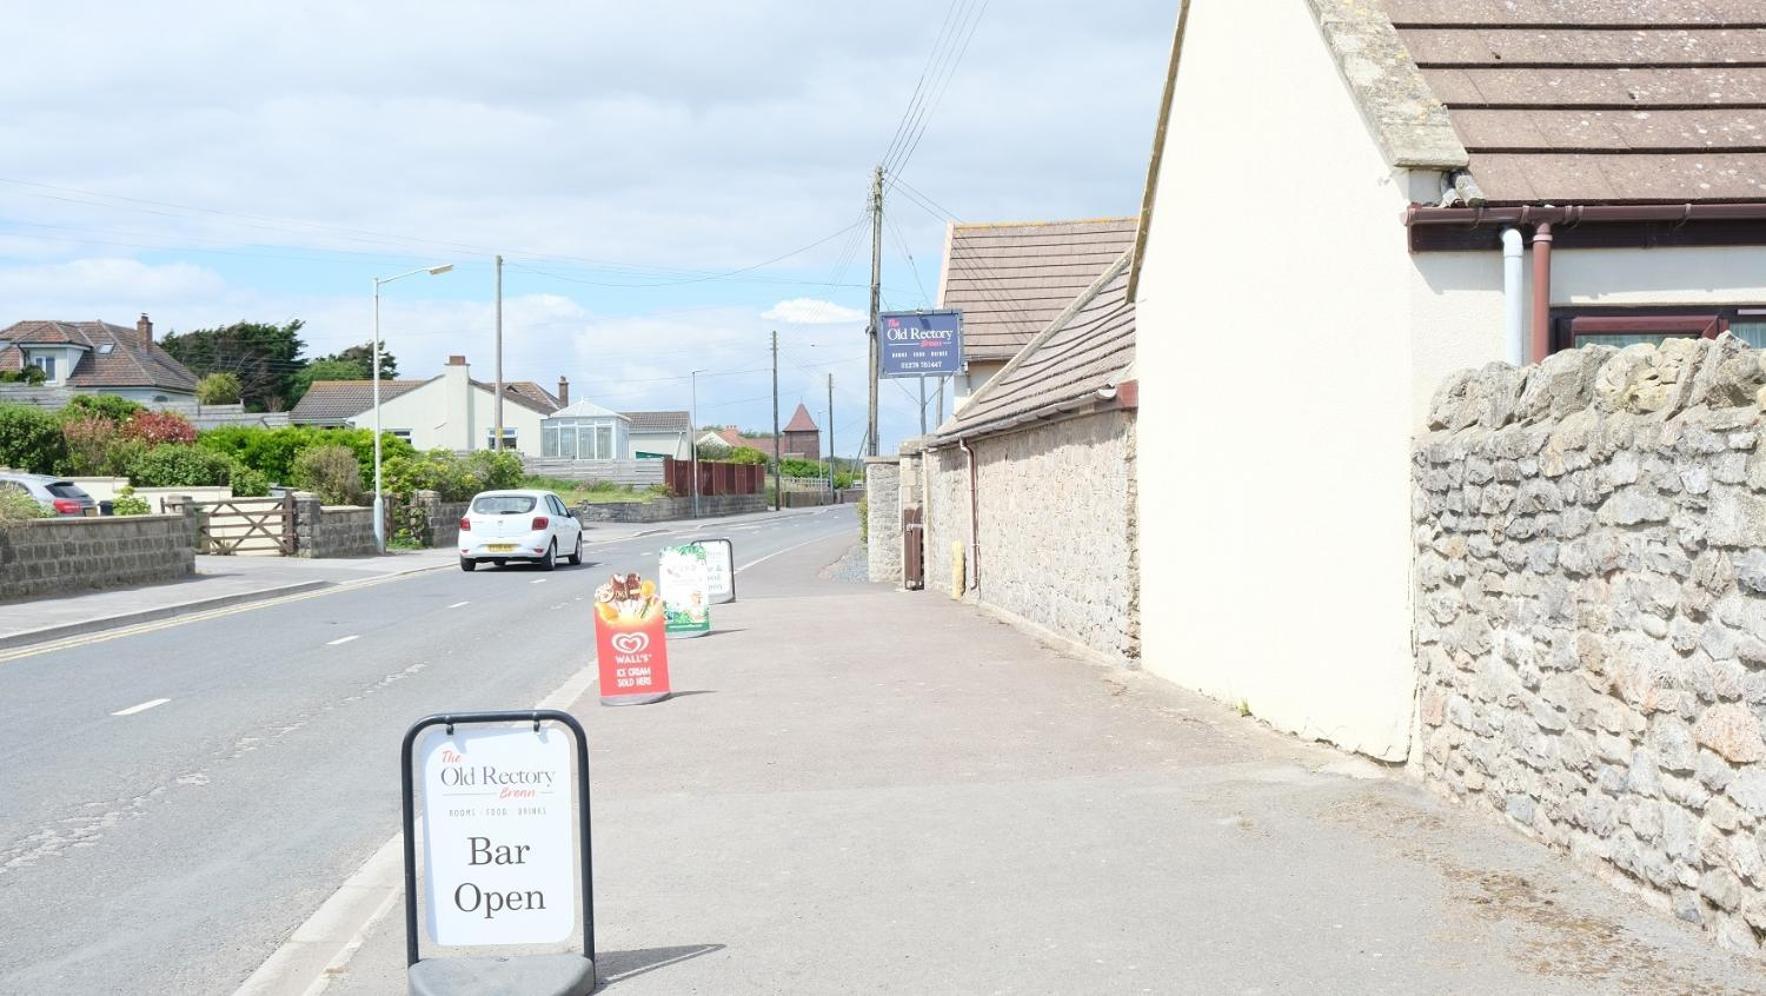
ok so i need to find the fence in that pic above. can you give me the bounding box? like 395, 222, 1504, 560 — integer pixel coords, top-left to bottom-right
520, 457, 665, 487
663, 459, 765, 497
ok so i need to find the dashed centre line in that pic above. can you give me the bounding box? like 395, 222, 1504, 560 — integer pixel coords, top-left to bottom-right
447, 601, 470, 608
531, 579, 548, 585
326, 635, 360, 646
111, 698, 170, 717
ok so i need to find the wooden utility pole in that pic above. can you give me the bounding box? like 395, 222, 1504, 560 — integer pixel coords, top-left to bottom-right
771, 329, 781, 512
826, 373, 835, 500
493, 254, 504, 450
866, 165, 883, 457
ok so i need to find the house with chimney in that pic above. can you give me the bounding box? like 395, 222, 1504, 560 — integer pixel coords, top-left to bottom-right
0, 314, 199, 402
290, 355, 563, 456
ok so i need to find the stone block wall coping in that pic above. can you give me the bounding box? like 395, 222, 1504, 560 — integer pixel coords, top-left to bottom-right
863, 455, 901, 466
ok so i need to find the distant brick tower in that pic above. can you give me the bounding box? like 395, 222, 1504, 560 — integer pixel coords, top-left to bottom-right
781, 403, 820, 461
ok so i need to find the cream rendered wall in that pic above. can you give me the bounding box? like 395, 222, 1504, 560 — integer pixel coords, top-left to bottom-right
1135, 0, 1420, 760
348, 369, 547, 456
954, 360, 1005, 410
1407, 245, 1766, 424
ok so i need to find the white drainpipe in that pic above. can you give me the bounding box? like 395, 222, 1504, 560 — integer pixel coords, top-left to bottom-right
1501, 227, 1526, 365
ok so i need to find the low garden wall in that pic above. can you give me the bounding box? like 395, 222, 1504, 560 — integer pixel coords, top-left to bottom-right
291, 498, 379, 558
0, 510, 197, 602
572, 494, 766, 523
1413, 335, 1766, 956
864, 458, 902, 583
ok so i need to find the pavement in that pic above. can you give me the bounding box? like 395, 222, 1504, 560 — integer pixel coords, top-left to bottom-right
0, 508, 797, 651
312, 533, 1752, 994
4, 506, 1762, 994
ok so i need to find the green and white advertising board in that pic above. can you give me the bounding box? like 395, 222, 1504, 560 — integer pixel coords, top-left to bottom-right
659, 543, 712, 637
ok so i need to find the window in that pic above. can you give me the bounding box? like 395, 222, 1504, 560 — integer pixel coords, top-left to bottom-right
596, 426, 613, 460
1551, 306, 1766, 352
97, 343, 114, 355
485, 427, 518, 450
542, 425, 560, 457
27, 355, 55, 380
471, 495, 535, 514
390, 429, 413, 442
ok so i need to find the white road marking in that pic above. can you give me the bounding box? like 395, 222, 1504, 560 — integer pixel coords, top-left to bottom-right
447, 601, 469, 608
110, 698, 170, 717
325, 635, 359, 646
531, 578, 548, 585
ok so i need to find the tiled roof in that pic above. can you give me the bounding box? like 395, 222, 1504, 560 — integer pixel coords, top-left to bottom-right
783, 403, 818, 432
939, 218, 1138, 363
289, 379, 430, 422
621, 410, 691, 433
1381, 0, 1766, 203
936, 249, 1134, 441
496, 381, 561, 414
0, 320, 199, 392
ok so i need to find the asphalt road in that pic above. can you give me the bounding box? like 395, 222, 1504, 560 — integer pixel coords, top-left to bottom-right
0, 506, 857, 995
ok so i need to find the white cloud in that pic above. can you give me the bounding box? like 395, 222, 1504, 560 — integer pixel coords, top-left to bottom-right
761, 297, 865, 325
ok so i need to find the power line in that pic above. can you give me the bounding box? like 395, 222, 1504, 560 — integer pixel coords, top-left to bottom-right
879, 0, 971, 169
889, 0, 991, 179
885, 213, 931, 307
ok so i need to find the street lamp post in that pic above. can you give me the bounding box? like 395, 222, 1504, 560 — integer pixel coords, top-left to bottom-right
371, 263, 454, 552
689, 369, 705, 519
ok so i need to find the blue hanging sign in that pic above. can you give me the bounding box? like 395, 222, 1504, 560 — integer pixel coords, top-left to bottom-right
879, 310, 962, 378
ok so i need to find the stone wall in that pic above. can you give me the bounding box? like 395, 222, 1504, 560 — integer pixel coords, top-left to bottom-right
1413, 334, 1766, 956
571, 494, 766, 523
292, 498, 380, 558
865, 457, 902, 584
920, 411, 1139, 665
0, 512, 197, 602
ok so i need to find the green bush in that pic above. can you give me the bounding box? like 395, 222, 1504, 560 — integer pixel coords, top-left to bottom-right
196, 425, 412, 487
0, 404, 69, 474
195, 372, 242, 405
0, 486, 49, 522
61, 413, 123, 476
128, 444, 240, 488
293, 445, 366, 506
230, 466, 270, 497
385, 448, 524, 502
111, 486, 152, 516
725, 445, 769, 466
62, 394, 143, 423
0, 366, 48, 385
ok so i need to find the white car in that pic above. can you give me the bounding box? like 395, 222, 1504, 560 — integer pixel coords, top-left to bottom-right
458, 490, 583, 571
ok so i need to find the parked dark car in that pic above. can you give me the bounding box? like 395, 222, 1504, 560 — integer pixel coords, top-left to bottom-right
0, 472, 99, 516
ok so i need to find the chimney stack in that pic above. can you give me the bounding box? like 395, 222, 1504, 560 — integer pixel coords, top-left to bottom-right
137, 313, 153, 343
446, 355, 467, 366
557, 376, 570, 406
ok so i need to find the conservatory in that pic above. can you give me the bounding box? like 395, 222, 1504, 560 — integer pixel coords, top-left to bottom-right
540, 401, 630, 461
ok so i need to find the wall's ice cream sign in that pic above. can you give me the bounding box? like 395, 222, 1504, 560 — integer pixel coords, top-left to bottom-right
595, 572, 672, 705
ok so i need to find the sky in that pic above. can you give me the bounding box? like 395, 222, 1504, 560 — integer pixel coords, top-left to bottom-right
0, 0, 1176, 454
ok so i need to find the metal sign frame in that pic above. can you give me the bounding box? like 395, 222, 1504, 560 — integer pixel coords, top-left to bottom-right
690, 537, 737, 604
879, 309, 962, 378
401, 710, 595, 968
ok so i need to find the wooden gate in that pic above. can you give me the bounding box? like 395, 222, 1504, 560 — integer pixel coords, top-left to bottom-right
902, 506, 924, 590
196, 495, 295, 556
